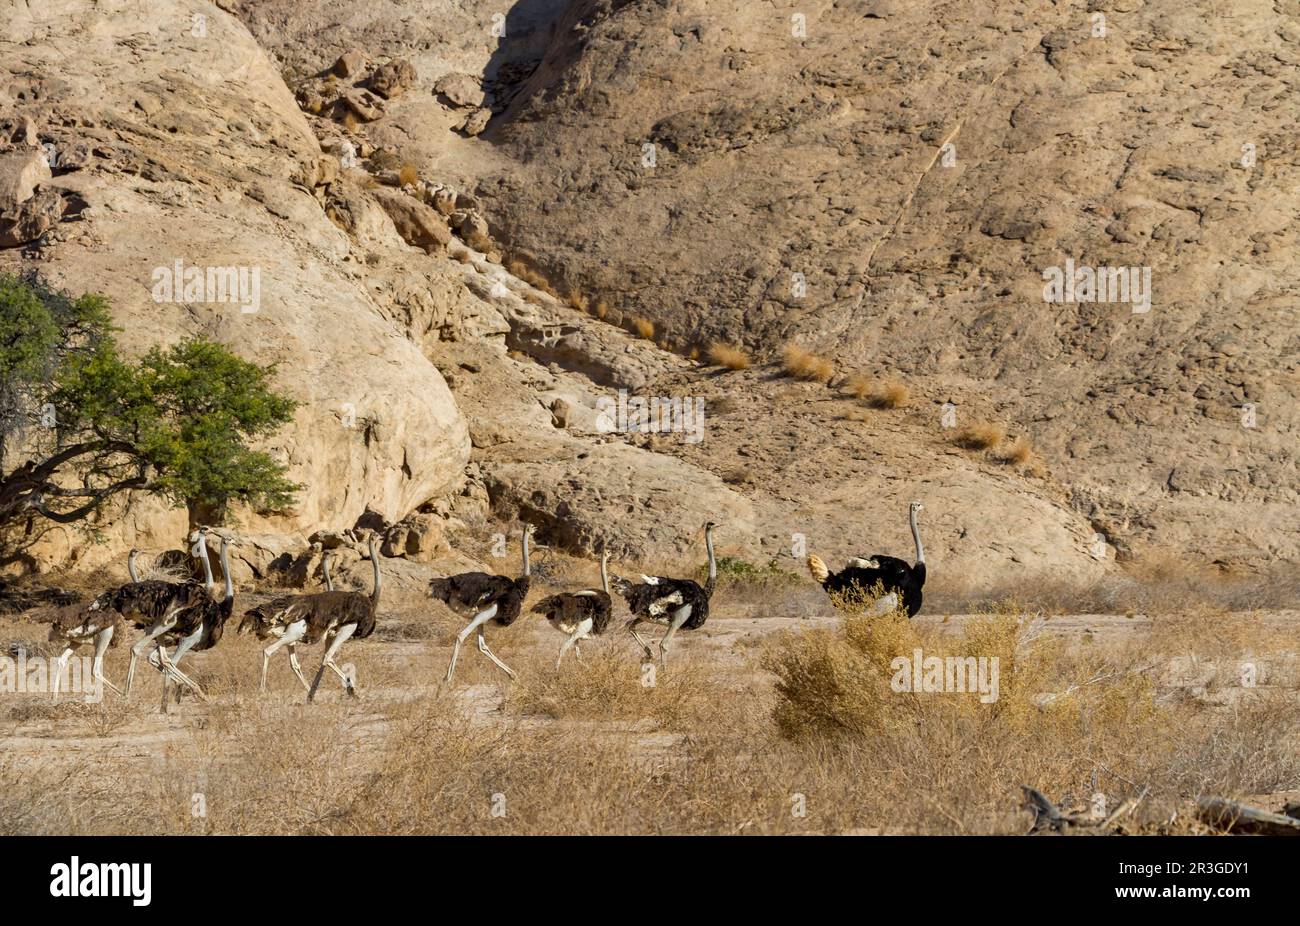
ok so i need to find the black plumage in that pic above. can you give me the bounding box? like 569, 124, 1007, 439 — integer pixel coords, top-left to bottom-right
532, 552, 614, 665
615, 521, 719, 665
531, 588, 612, 634
432, 527, 534, 682
429, 572, 529, 627
806, 501, 927, 618
615, 575, 712, 630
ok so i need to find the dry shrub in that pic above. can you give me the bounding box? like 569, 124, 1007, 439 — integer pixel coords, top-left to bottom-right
567, 290, 590, 313
631, 316, 655, 340
758, 603, 1300, 832
515, 649, 718, 729
781, 344, 834, 383
995, 434, 1033, 465
954, 421, 1006, 450
339, 109, 360, 133
594, 300, 610, 320
707, 342, 750, 370
846, 373, 910, 408
398, 163, 419, 187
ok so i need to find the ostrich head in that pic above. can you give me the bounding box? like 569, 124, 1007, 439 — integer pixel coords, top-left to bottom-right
910, 501, 923, 515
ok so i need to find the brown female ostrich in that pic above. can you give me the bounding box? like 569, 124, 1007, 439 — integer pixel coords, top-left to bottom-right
153, 532, 237, 711
110, 530, 217, 700
46, 601, 124, 700
429, 525, 533, 682
530, 550, 612, 666
239, 534, 381, 701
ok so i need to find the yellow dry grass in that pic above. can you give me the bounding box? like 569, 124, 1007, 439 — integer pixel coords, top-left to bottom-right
1, 565, 1297, 835
846, 373, 910, 408
706, 342, 750, 370
631, 316, 655, 340
954, 421, 1006, 450
782, 344, 834, 383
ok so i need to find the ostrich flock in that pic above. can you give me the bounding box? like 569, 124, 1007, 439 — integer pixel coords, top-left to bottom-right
37, 503, 926, 709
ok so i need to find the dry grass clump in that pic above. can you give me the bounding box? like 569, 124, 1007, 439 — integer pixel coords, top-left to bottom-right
759, 603, 1300, 831
397, 163, 420, 187
506, 259, 560, 298
781, 344, 835, 383
566, 290, 590, 313
994, 434, 1033, 465
631, 316, 655, 340
846, 373, 910, 408
515, 649, 719, 729
953, 420, 1006, 450
706, 341, 750, 370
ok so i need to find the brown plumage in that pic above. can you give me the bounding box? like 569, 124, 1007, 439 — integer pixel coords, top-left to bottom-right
531, 587, 611, 634
239, 535, 381, 699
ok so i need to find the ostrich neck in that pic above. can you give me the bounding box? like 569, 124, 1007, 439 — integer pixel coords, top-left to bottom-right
910, 509, 924, 565
219, 539, 233, 601
600, 553, 609, 594
521, 531, 531, 578
705, 527, 716, 583
323, 554, 333, 591
196, 534, 213, 590
369, 538, 381, 604
127, 552, 139, 584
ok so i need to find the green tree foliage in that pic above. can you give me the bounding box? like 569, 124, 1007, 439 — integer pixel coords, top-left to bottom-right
0, 273, 298, 534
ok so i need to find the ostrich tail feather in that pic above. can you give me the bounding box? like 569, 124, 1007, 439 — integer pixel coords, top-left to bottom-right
807, 555, 830, 583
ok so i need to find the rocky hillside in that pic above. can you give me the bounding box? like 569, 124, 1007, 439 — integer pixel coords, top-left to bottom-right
0, 0, 1293, 589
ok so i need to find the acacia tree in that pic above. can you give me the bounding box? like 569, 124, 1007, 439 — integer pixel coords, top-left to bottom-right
0, 273, 298, 542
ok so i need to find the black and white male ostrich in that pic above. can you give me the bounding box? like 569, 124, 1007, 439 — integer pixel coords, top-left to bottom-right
613, 521, 718, 667
239, 534, 381, 701
429, 525, 533, 682
530, 550, 612, 666
807, 500, 926, 617
152, 532, 237, 710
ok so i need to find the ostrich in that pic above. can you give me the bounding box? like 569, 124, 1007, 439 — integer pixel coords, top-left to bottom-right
530, 550, 613, 667
47, 601, 124, 701
111, 530, 216, 700
322, 551, 335, 591
152, 532, 237, 710
613, 521, 718, 667
429, 525, 533, 682
807, 500, 926, 617
238, 534, 381, 701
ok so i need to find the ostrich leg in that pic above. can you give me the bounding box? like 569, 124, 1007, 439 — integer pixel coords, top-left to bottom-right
126, 615, 187, 699
90, 627, 122, 697
308, 623, 358, 702
286, 645, 310, 691
657, 605, 693, 668
51, 647, 73, 701
557, 617, 594, 667
445, 604, 498, 683
625, 617, 655, 660
475, 627, 516, 680
162, 626, 207, 713
260, 621, 306, 693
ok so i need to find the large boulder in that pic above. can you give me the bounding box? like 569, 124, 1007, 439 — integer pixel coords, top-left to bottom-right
0, 1, 470, 569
